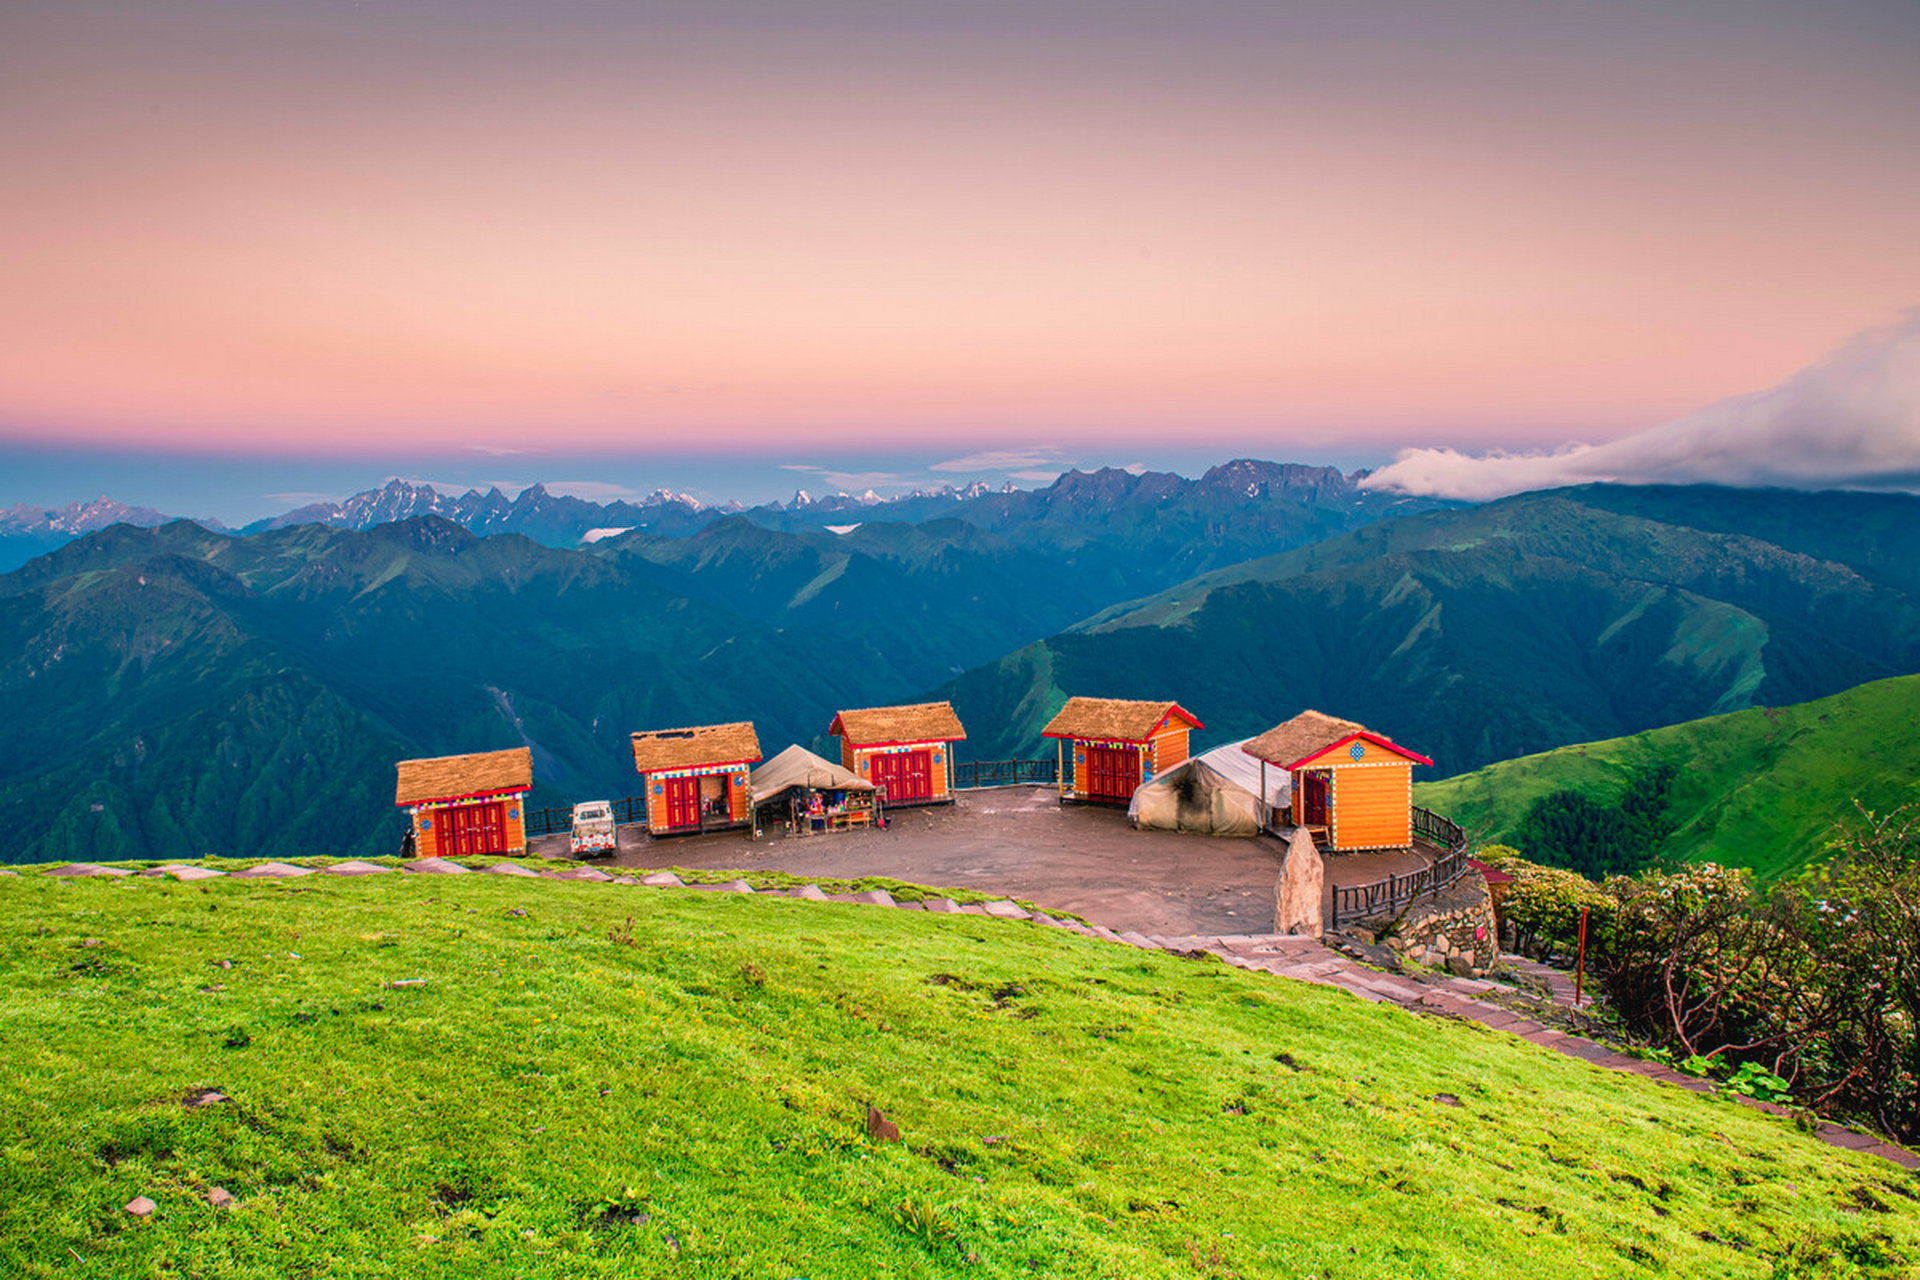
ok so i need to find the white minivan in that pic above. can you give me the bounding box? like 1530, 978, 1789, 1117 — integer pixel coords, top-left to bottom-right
568, 800, 616, 855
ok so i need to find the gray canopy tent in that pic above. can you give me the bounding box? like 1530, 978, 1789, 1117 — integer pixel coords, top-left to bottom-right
748, 744, 878, 834
1127, 737, 1290, 837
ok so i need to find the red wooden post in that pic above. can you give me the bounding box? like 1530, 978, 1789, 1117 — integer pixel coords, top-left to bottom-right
1574, 906, 1590, 1009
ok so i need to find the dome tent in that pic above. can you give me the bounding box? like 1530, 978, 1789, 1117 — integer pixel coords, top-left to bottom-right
1127, 738, 1287, 837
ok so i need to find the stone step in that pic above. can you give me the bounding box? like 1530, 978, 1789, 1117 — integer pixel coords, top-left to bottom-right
544, 866, 614, 882
922, 898, 962, 913
981, 900, 1029, 919
639, 872, 685, 888
789, 884, 828, 901
694, 879, 754, 893
398, 858, 464, 876
143, 864, 228, 880
47, 864, 132, 877
850, 889, 897, 907
486, 863, 540, 877
1117, 931, 1158, 949
236, 861, 319, 878
320, 861, 390, 877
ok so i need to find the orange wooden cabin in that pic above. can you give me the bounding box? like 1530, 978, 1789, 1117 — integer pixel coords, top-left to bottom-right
1242, 710, 1433, 850
630, 722, 761, 836
395, 747, 532, 858
828, 701, 966, 807
1041, 696, 1203, 806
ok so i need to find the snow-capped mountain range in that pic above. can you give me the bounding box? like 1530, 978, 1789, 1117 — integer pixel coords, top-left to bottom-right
1, 496, 204, 536
0, 462, 1440, 574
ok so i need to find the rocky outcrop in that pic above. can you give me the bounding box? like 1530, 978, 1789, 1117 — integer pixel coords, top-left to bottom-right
1273, 828, 1324, 938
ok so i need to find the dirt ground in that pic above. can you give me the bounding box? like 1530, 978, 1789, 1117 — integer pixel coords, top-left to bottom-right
530, 786, 1435, 937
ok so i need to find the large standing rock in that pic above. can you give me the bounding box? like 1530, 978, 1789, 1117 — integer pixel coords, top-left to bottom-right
1273, 829, 1325, 938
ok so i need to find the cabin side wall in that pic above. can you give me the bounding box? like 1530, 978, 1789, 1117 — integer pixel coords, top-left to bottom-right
1149, 727, 1190, 774
412, 810, 438, 858
1331, 763, 1413, 850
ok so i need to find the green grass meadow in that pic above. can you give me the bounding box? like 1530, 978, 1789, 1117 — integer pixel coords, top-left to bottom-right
1417, 674, 1920, 880
2, 869, 1916, 1278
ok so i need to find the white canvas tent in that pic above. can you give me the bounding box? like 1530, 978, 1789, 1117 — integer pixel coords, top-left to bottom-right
1128, 738, 1290, 837
749, 744, 875, 806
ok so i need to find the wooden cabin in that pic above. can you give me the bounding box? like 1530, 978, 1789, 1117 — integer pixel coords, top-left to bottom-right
1041, 697, 1203, 806
827, 701, 966, 806
630, 721, 761, 836
1241, 710, 1433, 850
394, 747, 533, 858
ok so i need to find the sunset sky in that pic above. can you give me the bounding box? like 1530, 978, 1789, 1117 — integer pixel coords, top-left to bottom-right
3, 0, 1918, 519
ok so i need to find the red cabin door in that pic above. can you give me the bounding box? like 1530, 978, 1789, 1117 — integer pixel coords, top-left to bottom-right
871, 751, 931, 802
441, 802, 505, 857
1302, 772, 1330, 826
662, 777, 700, 829
1085, 746, 1138, 802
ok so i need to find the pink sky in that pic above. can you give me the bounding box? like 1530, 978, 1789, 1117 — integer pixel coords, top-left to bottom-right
3, 1, 1918, 460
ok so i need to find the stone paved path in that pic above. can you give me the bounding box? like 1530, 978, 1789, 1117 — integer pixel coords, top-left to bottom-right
31, 857, 1919, 1171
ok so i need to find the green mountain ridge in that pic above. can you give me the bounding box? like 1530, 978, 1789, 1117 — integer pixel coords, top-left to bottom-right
1416, 673, 1920, 881
7, 481, 1917, 868
940, 487, 1920, 773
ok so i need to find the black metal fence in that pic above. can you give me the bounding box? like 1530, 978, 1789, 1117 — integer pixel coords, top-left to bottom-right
525, 795, 648, 838
1329, 806, 1472, 929
954, 759, 1058, 789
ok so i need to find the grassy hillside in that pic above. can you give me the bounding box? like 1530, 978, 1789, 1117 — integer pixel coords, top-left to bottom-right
1417, 674, 1920, 881
3, 871, 1915, 1278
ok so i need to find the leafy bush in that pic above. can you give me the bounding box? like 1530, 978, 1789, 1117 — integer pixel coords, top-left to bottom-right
1493, 807, 1920, 1143
1480, 845, 1616, 960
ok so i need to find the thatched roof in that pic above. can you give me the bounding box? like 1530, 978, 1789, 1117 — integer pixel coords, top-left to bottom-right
394, 747, 532, 806
1041, 697, 1203, 743
1241, 710, 1431, 770
630, 722, 761, 773
829, 701, 966, 745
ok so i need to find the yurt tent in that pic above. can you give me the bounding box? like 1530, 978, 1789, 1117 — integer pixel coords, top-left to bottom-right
1127, 738, 1289, 837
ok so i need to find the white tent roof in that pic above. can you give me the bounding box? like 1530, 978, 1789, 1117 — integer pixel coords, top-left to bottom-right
748, 744, 875, 804
1126, 738, 1290, 837
1192, 737, 1291, 809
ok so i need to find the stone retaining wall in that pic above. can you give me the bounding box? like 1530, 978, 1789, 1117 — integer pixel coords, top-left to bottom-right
1349, 872, 1499, 978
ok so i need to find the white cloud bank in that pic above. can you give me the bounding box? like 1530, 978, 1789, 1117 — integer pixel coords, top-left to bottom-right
1363, 312, 1920, 501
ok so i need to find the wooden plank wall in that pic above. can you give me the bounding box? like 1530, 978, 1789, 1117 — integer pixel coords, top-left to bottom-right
1331, 764, 1413, 849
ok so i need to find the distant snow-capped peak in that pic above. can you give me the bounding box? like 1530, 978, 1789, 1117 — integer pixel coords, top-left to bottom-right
1, 495, 183, 535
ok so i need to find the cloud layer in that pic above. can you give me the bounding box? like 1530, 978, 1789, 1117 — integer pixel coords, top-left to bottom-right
1364, 313, 1920, 501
